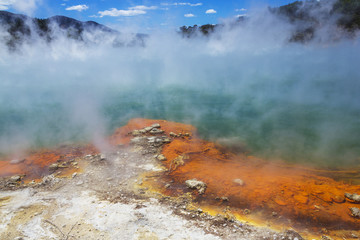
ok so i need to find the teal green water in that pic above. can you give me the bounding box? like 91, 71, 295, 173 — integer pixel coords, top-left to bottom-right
1, 39, 359, 168
2, 84, 359, 167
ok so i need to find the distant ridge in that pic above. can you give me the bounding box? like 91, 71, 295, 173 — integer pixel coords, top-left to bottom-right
0, 11, 145, 50
179, 0, 360, 42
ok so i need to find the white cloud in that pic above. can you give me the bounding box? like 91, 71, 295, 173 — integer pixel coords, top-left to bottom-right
61, 3, 66, 6
188, 3, 202, 7
129, 5, 157, 10
0, 5, 9, 10
0, 0, 13, 10
0, 0, 40, 15
97, 5, 157, 17
66, 4, 89, 12
236, 14, 247, 18
235, 8, 247, 12
184, 13, 195, 17
98, 8, 146, 17
162, 2, 202, 7
205, 9, 216, 14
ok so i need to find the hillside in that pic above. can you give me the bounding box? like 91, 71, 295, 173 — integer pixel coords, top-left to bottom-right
180, 0, 360, 42
0, 11, 146, 50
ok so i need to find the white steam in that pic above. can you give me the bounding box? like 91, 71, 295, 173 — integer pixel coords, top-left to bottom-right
0, 5, 359, 166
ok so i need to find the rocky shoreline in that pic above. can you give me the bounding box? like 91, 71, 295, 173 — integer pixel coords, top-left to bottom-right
1, 119, 360, 240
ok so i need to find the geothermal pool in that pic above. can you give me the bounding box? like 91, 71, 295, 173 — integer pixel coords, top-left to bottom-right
1, 37, 360, 168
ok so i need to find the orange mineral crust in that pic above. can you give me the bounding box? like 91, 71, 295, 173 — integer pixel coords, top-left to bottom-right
0, 144, 98, 179
114, 119, 360, 235
2, 118, 360, 237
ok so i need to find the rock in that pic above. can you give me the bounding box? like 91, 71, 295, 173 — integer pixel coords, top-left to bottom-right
162, 137, 172, 143
283, 229, 304, 240
49, 163, 59, 171
41, 174, 59, 185
10, 159, 25, 164
151, 123, 161, 128
149, 128, 164, 135
169, 155, 188, 171
349, 207, 360, 218
156, 154, 167, 161
185, 179, 207, 194
184, 133, 190, 137
233, 178, 244, 186
221, 196, 229, 201
345, 193, 360, 203
165, 183, 171, 188
72, 172, 77, 178
100, 154, 106, 160
321, 235, 332, 240
130, 137, 146, 145
9, 175, 22, 182
169, 132, 176, 137
131, 130, 141, 136
144, 126, 153, 132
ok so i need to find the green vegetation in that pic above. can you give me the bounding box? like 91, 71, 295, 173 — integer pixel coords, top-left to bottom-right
333, 0, 360, 31
179, 0, 360, 42
272, 0, 360, 41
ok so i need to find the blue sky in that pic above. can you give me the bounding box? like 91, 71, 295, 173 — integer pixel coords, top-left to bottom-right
0, 0, 295, 31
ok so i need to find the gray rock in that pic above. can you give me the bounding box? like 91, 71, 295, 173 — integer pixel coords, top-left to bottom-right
41, 174, 59, 185
185, 179, 207, 194
350, 207, 360, 218
49, 163, 59, 171
169, 132, 176, 137
10, 175, 22, 182
321, 235, 332, 240
233, 178, 244, 186
283, 229, 304, 240
151, 123, 161, 128
345, 193, 360, 203
144, 126, 153, 132
10, 159, 25, 164
131, 130, 141, 136
156, 154, 167, 161
162, 137, 172, 143
150, 128, 164, 135
130, 137, 147, 145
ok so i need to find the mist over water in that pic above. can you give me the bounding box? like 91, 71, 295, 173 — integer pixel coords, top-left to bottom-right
1, 7, 360, 167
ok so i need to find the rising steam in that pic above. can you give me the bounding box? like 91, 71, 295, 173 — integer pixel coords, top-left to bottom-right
0, 2, 359, 167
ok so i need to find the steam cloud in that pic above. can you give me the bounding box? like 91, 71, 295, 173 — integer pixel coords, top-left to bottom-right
0, 3, 359, 167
